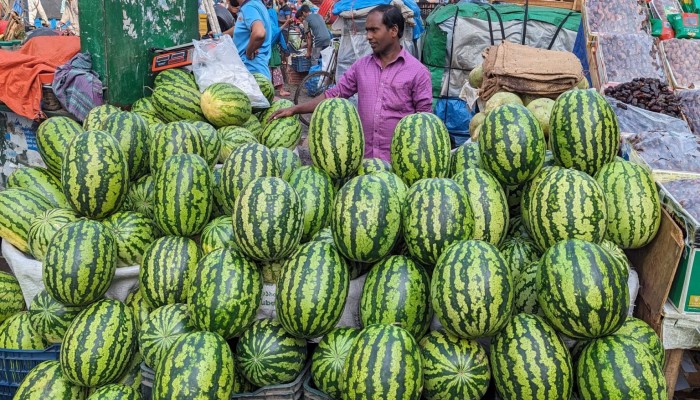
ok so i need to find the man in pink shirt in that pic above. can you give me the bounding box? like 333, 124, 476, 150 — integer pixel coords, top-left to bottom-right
269, 4, 433, 161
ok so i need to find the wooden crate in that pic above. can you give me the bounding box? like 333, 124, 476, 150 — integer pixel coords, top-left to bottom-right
489, 0, 582, 11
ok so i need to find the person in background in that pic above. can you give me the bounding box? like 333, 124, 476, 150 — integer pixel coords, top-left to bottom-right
234, 0, 273, 78
295, 5, 330, 65
58, 0, 79, 34
28, 0, 48, 26
211, 0, 235, 37
277, 0, 292, 25
228, 0, 241, 20
267, 0, 291, 96
269, 5, 432, 162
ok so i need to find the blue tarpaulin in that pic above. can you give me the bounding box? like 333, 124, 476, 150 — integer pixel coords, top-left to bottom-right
434, 97, 473, 146
332, 0, 425, 39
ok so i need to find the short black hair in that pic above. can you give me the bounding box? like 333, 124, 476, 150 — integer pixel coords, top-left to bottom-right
300, 4, 311, 13
368, 4, 404, 38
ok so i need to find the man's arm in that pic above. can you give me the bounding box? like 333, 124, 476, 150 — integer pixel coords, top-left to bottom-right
246, 20, 267, 59
413, 68, 434, 113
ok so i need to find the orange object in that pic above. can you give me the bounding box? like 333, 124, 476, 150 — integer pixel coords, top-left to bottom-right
38, 73, 54, 85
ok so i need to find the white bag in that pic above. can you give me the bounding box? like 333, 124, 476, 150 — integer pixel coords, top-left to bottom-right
192, 35, 270, 109
1, 241, 140, 307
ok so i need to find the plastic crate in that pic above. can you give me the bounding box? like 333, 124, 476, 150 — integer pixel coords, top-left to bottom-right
291, 56, 311, 73
0, 344, 61, 399
302, 375, 334, 400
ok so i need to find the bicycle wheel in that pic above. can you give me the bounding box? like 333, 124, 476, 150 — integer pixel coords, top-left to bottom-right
294, 71, 336, 126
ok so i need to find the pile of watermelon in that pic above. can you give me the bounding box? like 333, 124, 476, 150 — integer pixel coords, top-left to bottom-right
0, 66, 668, 400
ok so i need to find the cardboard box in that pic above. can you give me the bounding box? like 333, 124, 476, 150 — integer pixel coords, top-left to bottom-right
670, 245, 700, 313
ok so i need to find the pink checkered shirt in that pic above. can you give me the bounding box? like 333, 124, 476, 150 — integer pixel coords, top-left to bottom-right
324, 47, 433, 162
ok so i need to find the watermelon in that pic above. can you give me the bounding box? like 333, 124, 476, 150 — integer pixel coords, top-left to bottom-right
576, 334, 666, 399
153, 331, 235, 400
402, 178, 474, 266
211, 167, 227, 218
241, 115, 263, 138
217, 126, 258, 163
0, 271, 26, 324
490, 313, 573, 400
236, 318, 308, 386
601, 239, 631, 270
537, 239, 629, 339
310, 327, 360, 399
188, 248, 262, 339
154, 68, 195, 89
288, 166, 335, 242
189, 121, 221, 167
101, 111, 150, 179
342, 324, 423, 400
272, 147, 301, 181
513, 262, 541, 316
308, 98, 364, 179
432, 240, 513, 339
276, 241, 349, 338
550, 90, 620, 176
254, 72, 275, 103
87, 384, 141, 399
360, 255, 432, 339
83, 104, 120, 130
0, 311, 46, 349
201, 216, 236, 254
43, 220, 117, 306
259, 113, 302, 149
61, 131, 129, 219
138, 113, 164, 127
371, 170, 408, 205
139, 303, 194, 369
102, 211, 159, 266
357, 158, 392, 175
500, 235, 542, 283
449, 142, 481, 175
152, 82, 206, 123
28, 290, 82, 344
60, 299, 137, 387
220, 143, 279, 213
613, 317, 665, 367
116, 351, 143, 391
13, 361, 86, 400
595, 160, 661, 249
153, 153, 212, 236
0, 188, 53, 253
478, 104, 545, 186
149, 121, 206, 172
139, 236, 200, 308
125, 286, 151, 330
27, 208, 80, 261
7, 166, 69, 208
201, 83, 252, 127
131, 97, 159, 115
122, 175, 155, 218
507, 215, 530, 238
522, 167, 608, 251
36, 116, 83, 177
452, 168, 509, 246
391, 113, 451, 186
419, 330, 491, 400
259, 99, 295, 129
232, 177, 303, 261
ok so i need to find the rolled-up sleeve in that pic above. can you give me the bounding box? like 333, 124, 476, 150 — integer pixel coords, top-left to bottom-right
413, 67, 434, 113
325, 62, 359, 99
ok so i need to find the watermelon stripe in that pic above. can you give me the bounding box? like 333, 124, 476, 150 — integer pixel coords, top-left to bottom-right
220, 143, 279, 214
36, 117, 83, 176
0, 188, 53, 253
391, 113, 451, 186
139, 303, 193, 369
7, 167, 69, 208
13, 361, 86, 399
0, 312, 46, 349
139, 236, 201, 308
452, 168, 509, 246
149, 121, 206, 172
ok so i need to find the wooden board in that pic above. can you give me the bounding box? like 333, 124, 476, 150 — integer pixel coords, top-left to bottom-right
489, 0, 582, 11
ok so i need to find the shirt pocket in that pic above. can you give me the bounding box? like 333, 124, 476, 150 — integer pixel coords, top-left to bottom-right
384, 81, 413, 113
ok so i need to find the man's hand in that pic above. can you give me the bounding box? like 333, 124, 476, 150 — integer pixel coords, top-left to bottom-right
268, 107, 296, 121
246, 47, 260, 60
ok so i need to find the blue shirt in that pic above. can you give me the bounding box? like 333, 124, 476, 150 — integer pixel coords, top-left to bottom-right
234, 0, 272, 78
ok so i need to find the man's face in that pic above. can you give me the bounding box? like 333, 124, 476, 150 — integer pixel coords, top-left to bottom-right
366, 12, 396, 55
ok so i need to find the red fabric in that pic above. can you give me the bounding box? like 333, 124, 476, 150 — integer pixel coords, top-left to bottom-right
318, 0, 336, 20
0, 21, 7, 35
0, 36, 81, 119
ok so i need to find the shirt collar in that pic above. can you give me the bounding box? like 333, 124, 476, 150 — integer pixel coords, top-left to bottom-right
371, 46, 407, 69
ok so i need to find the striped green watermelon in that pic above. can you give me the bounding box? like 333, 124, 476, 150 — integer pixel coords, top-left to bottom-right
188, 248, 262, 339
310, 328, 359, 399
500, 235, 542, 283
138, 112, 164, 127
513, 262, 541, 315
452, 168, 509, 246
115, 351, 143, 391
276, 241, 349, 338
601, 239, 631, 270
342, 324, 423, 400
402, 179, 474, 266
360, 255, 432, 339
288, 166, 335, 242
432, 240, 513, 338
201, 216, 236, 254
259, 99, 295, 129
595, 160, 661, 249
507, 215, 530, 238
149, 121, 206, 172
102, 211, 159, 266
232, 177, 302, 261
613, 317, 664, 367
449, 142, 481, 175
537, 239, 629, 339
153, 153, 212, 236
83, 104, 120, 130
522, 167, 608, 251
36, 116, 83, 177
61, 131, 129, 219
217, 126, 259, 163
0, 188, 53, 253
201, 83, 252, 127
220, 143, 279, 213
490, 313, 573, 400
131, 97, 159, 115
236, 318, 308, 386
519, 165, 559, 226
259, 258, 285, 284
28, 290, 81, 344
371, 170, 408, 205
43, 220, 117, 306
391, 113, 451, 186
419, 330, 490, 400
357, 158, 392, 175
232, 354, 257, 394
308, 98, 364, 179
125, 286, 151, 330
61, 299, 137, 387
190, 121, 221, 167
550, 90, 620, 176
478, 104, 546, 186
0, 312, 46, 349
138, 303, 194, 369
7, 166, 69, 208
87, 384, 141, 399
576, 334, 666, 399
253, 72, 275, 103
259, 114, 301, 149
14, 361, 86, 400
272, 147, 301, 181
147, 123, 166, 140
102, 111, 150, 179
0, 272, 26, 324
27, 208, 80, 261
139, 236, 201, 308
152, 83, 206, 123
211, 168, 227, 218
154, 68, 195, 89
122, 175, 155, 219
241, 115, 263, 138
331, 175, 401, 263
153, 331, 235, 400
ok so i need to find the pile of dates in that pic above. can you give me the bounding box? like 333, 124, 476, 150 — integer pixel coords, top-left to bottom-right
605, 78, 683, 118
